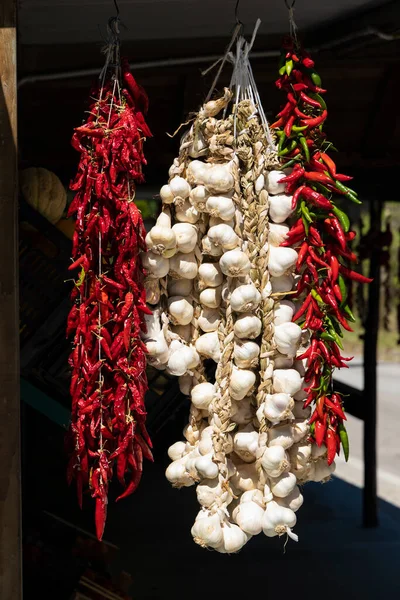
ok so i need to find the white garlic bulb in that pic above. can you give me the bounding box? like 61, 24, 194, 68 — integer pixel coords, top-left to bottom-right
172, 223, 198, 254
240, 489, 264, 507
195, 454, 219, 480
191, 382, 216, 410
268, 222, 289, 246
269, 194, 294, 223
262, 501, 297, 540
230, 284, 261, 313
168, 296, 193, 325
268, 424, 295, 450
145, 332, 169, 365
261, 445, 290, 478
175, 199, 200, 223
206, 195, 236, 221
199, 286, 222, 309
270, 471, 297, 498
233, 429, 259, 462
198, 307, 220, 332
160, 184, 174, 204
266, 170, 287, 195
231, 399, 254, 425
167, 342, 199, 376
231, 462, 258, 492
274, 300, 296, 325
178, 373, 193, 395
230, 367, 256, 401
168, 441, 188, 462
292, 419, 310, 443
165, 457, 193, 487
145, 221, 176, 257
169, 251, 198, 279
310, 459, 336, 482
169, 175, 191, 199
268, 246, 298, 278
191, 510, 223, 549
220, 249, 251, 278
190, 185, 209, 211
276, 486, 304, 513
273, 353, 294, 369
145, 279, 161, 305
233, 501, 264, 535
263, 393, 294, 422
274, 323, 302, 357
198, 262, 223, 288
311, 443, 327, 460
292, 442, 312, 466
233, 340, 260, 369
216, 522, 250, 554
187, 160, 211, 185
195, 331, 221, 362
196, 477, 232, 509
207, 224, 239, 251
270, 274, 294, 294
273, 369, 303, 396
204, 163, 234, 194
234, 313, 262, 339
141, 252, 170, 278
167, 278, 193, 297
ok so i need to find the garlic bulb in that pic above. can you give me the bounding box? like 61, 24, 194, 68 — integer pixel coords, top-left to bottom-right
274, 323, 302, 357
311, 443, 327, 460
179, 373, 193, 395
167, 342, 199, 376
160, 184, 174, 204
269, 194, 293, 224
145, 331, 169, 364
263, 393, 294, 422
230, 367, 256, 401
240, 489, 264, 507
292, 419, 310, 443
262, 501, 297, 540
196, 477, 232, 509
191, 382, 216, 410
270, 471, 297, 498
198, 434, 213, 456
195, 454, 219, 480
209, 216, 235, 228
191, 510, 223, 549
187, 160, 211, 185
220, 249, 251, 278
207, 224, 239, 251
230, 284, 261, 313
270, 274, 294, 294
233, 501, 264, 535
268, 246, 298, 278
198, 307, 220, 332
168, 296, 193, 325
276, 486, 304, 512
233, 429, 259, 462
234, 313, 262, 339
204, 164, 234, 194
261, 445, 290, 478
190, 185, 209, 211
266, 170, 287, 195
197, 264, 222, 291
292, 401, 311, 419
268, 222, 289, 246
273, 353, 294, 369
169, 251, 198, 279
167, 278, 193, 296
199, 286, 222, 308
291, 442, 312, 466
310, 459, 336, 482
145, 279, 161, 305
145, 221, 176, 257
202, 235, 223, 257
172, 223, 198, 254
268, 424, 295, 450
206, 195, 236, 221
231, 462, 258, 492
231, 399, 254, 425
165, 457, 193, 487
233, 340, 260, 369
141, 252, 170, 278
195, 331, 221, 362
217, 522, 250, 554
274, 300, 296, 325
175, 199, 200, 223
169, 176, 191, 199
171, 323, 192, 342
168, 441, 188, 462
273, 369, 303, 396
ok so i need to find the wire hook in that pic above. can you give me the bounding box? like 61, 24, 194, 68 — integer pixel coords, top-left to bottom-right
113, 0, 120, 17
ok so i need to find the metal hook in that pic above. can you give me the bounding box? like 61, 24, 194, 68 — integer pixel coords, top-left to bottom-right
284, 0, 296, 8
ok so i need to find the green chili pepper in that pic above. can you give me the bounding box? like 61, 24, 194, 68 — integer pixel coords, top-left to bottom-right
321, 332, 336, 344
343, 304, 356, 322
338, 274, 348, 306
302, 214, 310, 236
311, 288, 324, 304
331, 330, 344, 350
335, 180, 362, 204
279, 65, 286, 76
332, 206, 350, 233
275, 129, 284, 137
299, 136, 310, 163
339, 424, 350, 461
310, 92, 327, 110
281, 157, 301, 169
286, 59, 294, 76
291, 125, 308, 132
326, 315, 344, 338
310, 422, 316, 435
310, 71, 322, 87
313, 181, 332, 197
301, 201, 313, 223
76, 267, 86, 288
278, 132, 286, 153
278, 138, 297, 156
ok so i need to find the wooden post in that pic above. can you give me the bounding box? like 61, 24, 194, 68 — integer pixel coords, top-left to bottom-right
362, 198, 381, 528
0, 1, 22, 598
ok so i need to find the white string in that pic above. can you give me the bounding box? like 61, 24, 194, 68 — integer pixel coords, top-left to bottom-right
204, 22, 242, 102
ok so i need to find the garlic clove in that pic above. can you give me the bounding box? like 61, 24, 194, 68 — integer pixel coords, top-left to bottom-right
230, 462, 258, 492
175, 199, 200, 223
202, 235, 223, 257
261, 445, 290, 478
168, 441, 188, 462
215, 522, 250, 554
189, 185, 209, 211
275, 486, 304, 513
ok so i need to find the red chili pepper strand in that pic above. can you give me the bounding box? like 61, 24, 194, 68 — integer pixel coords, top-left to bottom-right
66, 56, 152, 540
275, 41, 371, 465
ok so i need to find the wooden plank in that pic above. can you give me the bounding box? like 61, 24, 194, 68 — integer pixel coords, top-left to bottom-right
0, 1, 22, 598
362, 199, 382, 528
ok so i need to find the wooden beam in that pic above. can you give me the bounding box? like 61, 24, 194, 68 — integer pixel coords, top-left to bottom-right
362, 199, 382, 528
0, 1, 22, 598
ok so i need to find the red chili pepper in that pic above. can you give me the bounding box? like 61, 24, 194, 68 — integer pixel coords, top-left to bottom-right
302, 57, 315, 68
319, 152, 337, 177
296, 242, 309, 270
333, 283, 342, 302
301, 187, 332, 210
291, 185, 306, 209
284, 114, 296, 137
300, 91, 321, 107
308, 247, 329, 269
325, 397, 347, 421
303, 171, 333, 185
301, 110, 328, 127
292, 293, 312, 321
315, 417, 327, 446
306, 256, 319, 281
330, 256, 339, 283
316, 396, 325, 420
339, 265, 373, 284
308, 225, 324, 247
326, 429, 337, 465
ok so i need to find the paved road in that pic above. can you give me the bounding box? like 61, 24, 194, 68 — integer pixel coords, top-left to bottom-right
334, 361, 400, 508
